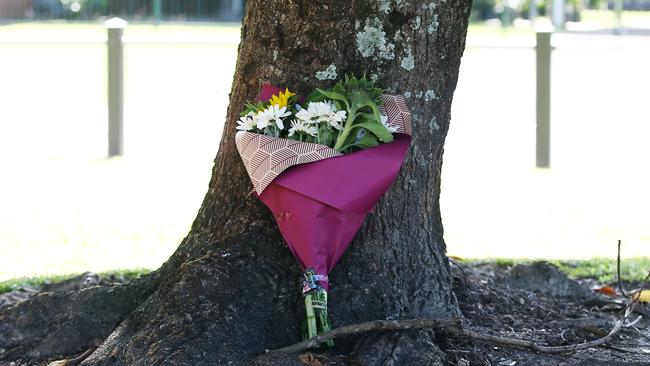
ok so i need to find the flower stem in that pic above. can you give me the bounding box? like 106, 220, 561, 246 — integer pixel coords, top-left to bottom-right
305, 294, 318, 339
333, 112, 356, 152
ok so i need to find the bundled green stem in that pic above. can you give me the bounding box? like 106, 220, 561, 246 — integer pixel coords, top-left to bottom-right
302, 269, 334, 347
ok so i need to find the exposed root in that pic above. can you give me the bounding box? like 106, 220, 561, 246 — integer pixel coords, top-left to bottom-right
0, 274, 158, 362
271, 269, 650, 357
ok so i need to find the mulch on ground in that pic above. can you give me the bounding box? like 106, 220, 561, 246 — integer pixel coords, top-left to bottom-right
1, 262, 649, 365
447, 261, 650, 365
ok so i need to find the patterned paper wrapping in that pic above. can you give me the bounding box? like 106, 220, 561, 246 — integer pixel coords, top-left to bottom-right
235, 94, 412, 194
378, 94, 412, 136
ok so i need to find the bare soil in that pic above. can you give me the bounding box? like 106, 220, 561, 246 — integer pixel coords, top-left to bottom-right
446, 261, 650, 366
1, 262, 649, 366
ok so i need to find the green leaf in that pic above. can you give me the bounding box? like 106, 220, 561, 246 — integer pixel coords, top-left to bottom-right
353, 131, 380, 149
326, 74, 388, 151
241, 101, 267, 116
315, 88, 349, 108
352, 121, 394, 143
339, 129, 381, 152
306, 89, 327, 103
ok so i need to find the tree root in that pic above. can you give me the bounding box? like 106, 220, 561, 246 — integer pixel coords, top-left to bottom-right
270, 316, 631, 356
273, 270, 650, 356
0, 274, 158, 362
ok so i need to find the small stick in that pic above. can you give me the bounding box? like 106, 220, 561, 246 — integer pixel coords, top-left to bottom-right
273, 259, 650, 356
46, 348, 94, 366
617, 240, 628, 297
271, 316, 625, 355
628, 271, 650, 310
274, 271, 650, 356
632, 327, 650, 342
449, 258, 469, 280
273, 318, 460, 354
638, 271, 650, 299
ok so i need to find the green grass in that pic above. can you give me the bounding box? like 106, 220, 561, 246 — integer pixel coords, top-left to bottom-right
479, 257, 650, 283
554, 258, 650, 283
468, 20, 536, 36
581, 9, 650, 24
466, 10, 650, 38
3, 258, 647, 295
0, 268, 151, 294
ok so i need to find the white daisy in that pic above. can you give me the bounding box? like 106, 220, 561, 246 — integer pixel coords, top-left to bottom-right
256, 110, 271, 130
329, 109, 347, 130
310, 102, 334, 121
295, 101, 346, 131
288, 120, 318, 137
236, 111, 257, 131
257, 104, 291, 130
295, 108, 315, 123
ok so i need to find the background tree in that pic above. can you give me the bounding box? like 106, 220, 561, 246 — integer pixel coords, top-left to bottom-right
0, 0, 471, 364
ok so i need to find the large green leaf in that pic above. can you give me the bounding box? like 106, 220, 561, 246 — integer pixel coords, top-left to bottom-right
353, 131, 380, 149
338, 129, 379, 152
315, 88, 349, 109
326, 74, 391, 152
352, 121, 394, 143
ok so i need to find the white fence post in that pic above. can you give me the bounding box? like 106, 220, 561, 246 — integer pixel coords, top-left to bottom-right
153, 0, 162, 25
106, 18, 127, 157
536, 31, 551, 168
614, 0, 623, 33
551, 0, 565, 29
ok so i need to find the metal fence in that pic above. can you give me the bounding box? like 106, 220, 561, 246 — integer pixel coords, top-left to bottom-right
0, 0, 245, 22
0, 23, 648, 168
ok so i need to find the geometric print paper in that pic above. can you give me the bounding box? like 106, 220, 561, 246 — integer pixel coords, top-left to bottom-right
235, 94, 412, 194
378, 94, 412, 136
235, 132, 341, 194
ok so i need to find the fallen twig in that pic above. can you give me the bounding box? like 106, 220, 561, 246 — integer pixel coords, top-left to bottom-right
46, 348, 94, 366
617, 240, 628, 297
456, 317, 625, 354
632, 326, 650, 342
271, 316, 626, 355
272, 318, 461, 354
634, 271, 650, 303
603, 344, 638, 354
273, 271, 650, 356
273, 258, 650, 356
449, 258, 469, 280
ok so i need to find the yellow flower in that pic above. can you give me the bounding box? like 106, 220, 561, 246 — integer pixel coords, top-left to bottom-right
269, 88, 296, 108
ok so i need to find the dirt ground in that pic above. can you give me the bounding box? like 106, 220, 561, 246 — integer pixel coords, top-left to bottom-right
446, 261, 650, 365
1, 262, 649, 365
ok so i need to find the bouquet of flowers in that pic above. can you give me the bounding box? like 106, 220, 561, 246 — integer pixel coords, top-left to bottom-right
235, 75, 412, 342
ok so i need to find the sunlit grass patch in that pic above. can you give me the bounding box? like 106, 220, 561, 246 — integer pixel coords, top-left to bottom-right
0, 268, 151, 294
472, 257, 650, 283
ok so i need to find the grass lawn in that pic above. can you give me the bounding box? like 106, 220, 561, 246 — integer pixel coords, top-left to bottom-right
581, 9, 650, 27
486, 257, 650, 283
2, 257, 647, 295
0, 268, 150, 294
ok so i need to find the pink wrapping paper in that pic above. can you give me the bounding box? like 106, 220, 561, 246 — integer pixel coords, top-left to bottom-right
235, 93, 412, 291
236, 94, 411, 194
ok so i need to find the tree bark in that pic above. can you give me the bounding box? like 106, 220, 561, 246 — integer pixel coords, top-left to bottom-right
0, 1, 471, 365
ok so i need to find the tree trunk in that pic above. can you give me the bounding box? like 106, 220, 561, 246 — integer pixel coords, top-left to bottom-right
0, 1, 471, 365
